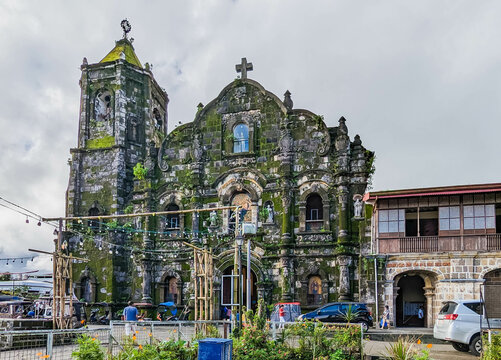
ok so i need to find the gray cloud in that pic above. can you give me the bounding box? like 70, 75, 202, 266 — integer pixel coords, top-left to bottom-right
0, 0, 500, 272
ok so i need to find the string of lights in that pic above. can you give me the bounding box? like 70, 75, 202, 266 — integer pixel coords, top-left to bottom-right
0, 196, 59, 227
0, 195, 240, 264
1, 254, 52, 266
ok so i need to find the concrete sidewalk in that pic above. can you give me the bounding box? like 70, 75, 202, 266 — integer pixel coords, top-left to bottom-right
363, 340, 477, 360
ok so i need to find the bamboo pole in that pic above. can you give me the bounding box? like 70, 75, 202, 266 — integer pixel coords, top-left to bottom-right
194, 248, 198, 322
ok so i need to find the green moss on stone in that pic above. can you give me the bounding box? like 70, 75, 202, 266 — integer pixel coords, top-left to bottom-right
86, 136, 115, 149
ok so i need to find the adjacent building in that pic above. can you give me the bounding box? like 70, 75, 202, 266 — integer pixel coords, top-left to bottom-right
364, 183, 501, 327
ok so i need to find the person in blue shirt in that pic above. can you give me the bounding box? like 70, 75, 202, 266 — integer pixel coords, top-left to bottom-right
123, 301, 138, 335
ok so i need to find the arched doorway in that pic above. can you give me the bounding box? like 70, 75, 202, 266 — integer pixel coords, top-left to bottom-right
222, 266, 257, 310
396, 275, 426, 327
484, 269, 501, 319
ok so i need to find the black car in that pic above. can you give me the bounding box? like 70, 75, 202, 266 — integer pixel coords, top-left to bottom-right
298, 302, 373, 331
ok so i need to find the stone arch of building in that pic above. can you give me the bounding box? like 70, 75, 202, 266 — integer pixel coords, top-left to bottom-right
479, 265, 501, 279
298, 183, 330, 232
392, 270, 439, 328
215, 171, 265, 201
158, 270, 183, 305
214, 253, 266, 284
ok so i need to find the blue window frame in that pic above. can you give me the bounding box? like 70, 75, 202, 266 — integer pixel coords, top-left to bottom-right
233, 124, 249, 153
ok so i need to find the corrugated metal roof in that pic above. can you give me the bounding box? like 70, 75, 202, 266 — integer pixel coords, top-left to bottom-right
364, 183, 501, 201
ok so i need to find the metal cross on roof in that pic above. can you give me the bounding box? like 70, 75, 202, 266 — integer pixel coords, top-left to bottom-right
121, 19, 131, 39
235, 58, 253, 79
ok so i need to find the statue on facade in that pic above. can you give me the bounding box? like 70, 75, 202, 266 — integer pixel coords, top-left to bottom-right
265, 202, 274, 223
353, 194, 363, 218
209, 210, 218, 227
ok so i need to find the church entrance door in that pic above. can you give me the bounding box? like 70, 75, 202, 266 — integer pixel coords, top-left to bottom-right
222, 266, 257, 310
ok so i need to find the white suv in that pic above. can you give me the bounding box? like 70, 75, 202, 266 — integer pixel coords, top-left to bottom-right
433, 300, 501, 356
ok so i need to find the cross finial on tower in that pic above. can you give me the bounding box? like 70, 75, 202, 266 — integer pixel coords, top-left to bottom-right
235, 57, 253, 79
121, 19, 131, 39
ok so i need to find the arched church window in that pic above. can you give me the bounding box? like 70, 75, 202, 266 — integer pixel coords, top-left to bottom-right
306, 194, 323, 231
307, 276, 322, 305
164, 277, 178, 303
94, 90, 112, 121
88, 207, 100, 230
165, 204, 180, 229
233, 124, 249, 153
153, 108, 163, 129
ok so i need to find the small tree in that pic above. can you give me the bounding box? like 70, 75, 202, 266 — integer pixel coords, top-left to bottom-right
133, 163, 148, 180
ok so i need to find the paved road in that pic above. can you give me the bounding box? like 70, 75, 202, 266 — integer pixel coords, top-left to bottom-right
364, 340, 477, 360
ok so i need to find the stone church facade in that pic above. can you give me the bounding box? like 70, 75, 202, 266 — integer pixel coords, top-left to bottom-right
66, 29, 375, 316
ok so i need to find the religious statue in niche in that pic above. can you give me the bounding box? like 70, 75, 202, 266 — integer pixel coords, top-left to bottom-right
264, 202, 274, 223
192, 133, 204, 162
209, 210, 218, 227
94, 91, 112, 121
353, 194, 363, 218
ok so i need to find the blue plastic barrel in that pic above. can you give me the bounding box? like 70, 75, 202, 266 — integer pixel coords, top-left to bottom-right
198, 338, 233, 360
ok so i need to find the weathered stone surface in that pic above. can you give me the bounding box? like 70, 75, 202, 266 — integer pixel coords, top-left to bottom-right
66, 37, 374, 313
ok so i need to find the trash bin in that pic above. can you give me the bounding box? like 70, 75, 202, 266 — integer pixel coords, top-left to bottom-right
198, 338, 233, 360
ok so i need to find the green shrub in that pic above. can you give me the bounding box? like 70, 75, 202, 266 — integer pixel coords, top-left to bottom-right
285, 322, 361, 359
384, 337, 432, 360
112, 338, 197, 360
71, 334, 105, 360
482, 333, 501, 360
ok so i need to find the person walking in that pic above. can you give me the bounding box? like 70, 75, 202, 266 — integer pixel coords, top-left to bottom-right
418, 305, 424, 325
380, 305, 391, 329
279, 304, 286, 329
123, 301, 138, 336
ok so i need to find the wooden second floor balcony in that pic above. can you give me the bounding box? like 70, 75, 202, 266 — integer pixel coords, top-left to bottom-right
378, 233, 501, 254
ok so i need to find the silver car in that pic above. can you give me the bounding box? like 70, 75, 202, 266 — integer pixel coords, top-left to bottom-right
433, 300, 501, 356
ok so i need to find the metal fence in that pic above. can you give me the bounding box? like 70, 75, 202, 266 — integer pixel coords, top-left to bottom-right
0, 320, 363, 359
0, 327, 110, 360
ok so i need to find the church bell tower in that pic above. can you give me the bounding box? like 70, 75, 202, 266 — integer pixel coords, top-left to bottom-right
67, 20, 168, 219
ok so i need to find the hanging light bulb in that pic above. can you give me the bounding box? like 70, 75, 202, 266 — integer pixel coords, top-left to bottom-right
98, 243, 103, 251
31, 257, 34, 262
21, 259, 23, 264
79, 238, 84, 246
53, 228, 58, 235
37, 219, 42, 226
25, 217, 29, 224
115, 248, 119, 255
130, 254, 134, 259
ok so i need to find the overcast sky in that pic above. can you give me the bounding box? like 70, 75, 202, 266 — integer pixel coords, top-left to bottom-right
1, 0, 500, 272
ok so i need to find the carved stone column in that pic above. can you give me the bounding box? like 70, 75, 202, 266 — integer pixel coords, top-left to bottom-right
141, 259, 153, 303
141, 216, 153, 303
392, 285, 400, 327
424, 286, 435, 328
337, 255, 352, 301
279, 255, 293, 302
